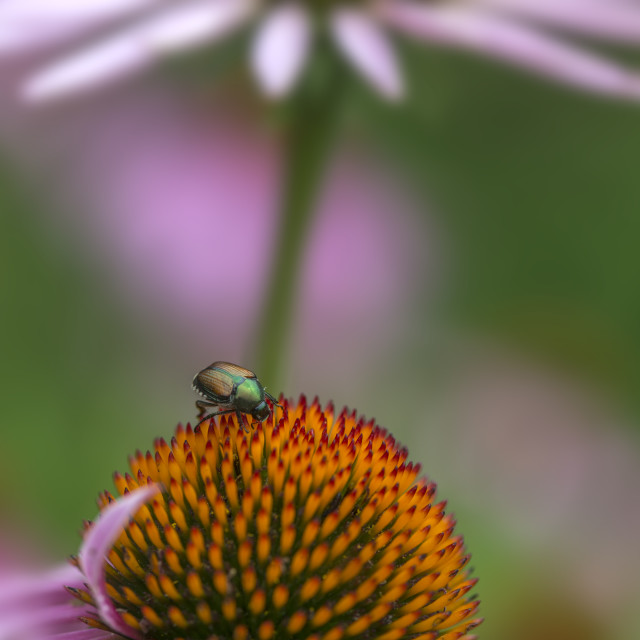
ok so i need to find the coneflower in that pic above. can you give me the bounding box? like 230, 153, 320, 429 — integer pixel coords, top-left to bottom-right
6, 395, 481, 640
3, 0, 640, 102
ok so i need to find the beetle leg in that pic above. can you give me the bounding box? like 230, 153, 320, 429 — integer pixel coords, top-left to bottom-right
264, 391, 282, 406
196, 406, 236, 430
264, 391, 283, 425
236, 410, 251, 434
196, 400, 217, 419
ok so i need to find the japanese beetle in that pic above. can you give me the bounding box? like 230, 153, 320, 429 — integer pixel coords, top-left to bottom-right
192, 361, 282, 432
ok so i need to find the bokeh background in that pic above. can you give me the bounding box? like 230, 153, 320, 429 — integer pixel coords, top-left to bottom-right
2, 33, 640, 640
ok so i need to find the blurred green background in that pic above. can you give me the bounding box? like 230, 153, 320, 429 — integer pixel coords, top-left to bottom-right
2, 42, 640, 640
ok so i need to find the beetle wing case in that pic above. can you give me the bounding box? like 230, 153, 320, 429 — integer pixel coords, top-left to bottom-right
196, 368, 235, 399
212, 361, 257, 379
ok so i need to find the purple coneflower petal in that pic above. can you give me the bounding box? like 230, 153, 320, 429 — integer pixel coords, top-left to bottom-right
331, 8, 404, 100
59, 631, 117, 640
478, 0, 640, 42
0, 563, 83, 605
251, 3, 312, 97
0, 602, 95, 640
0, 0, 160, 53
380, 1, 640, 98
78, 484, 160, 640
135, 0, 256, 54
0, 564, 90, 640
23, 0, 256, 102
23, 35, 150, 102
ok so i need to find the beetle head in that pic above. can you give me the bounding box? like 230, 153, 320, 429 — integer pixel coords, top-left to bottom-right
252, 401, 271, 422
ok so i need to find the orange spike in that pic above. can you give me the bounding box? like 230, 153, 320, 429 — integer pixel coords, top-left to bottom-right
241, 567, 257, 594
284, 476, 297, 504
290, 548, 309, 577
240, 453, 253, 488
221, 597, 236, 621
210, 520, 224, 547
196, 602, 212, 625
249, 589, 267, 615
319, 512, 340, 539
233, 625, 249, 640
257, 620, 275, 640
212, 571, 228, 596
280, 525, 296, 554
266, 559, 283, 585
320, 567, 341, 594
163, 524, 184, 553
242, 492, 254, 521
287, 611, 307, 634
225, 474, 239, 510
301, 519, 320, 547
257, 534, 271, 564
238, 540, 252, 568
282, 502, 295, 529
158, 573, 181, 600
196, 497, 210, 528
256, 507, 270, 536
311, 606, 332, 627
183, 477, 198, 511
144, 574, 163, 599
309, 542, 329, 571
207, 543, 223, 570
186, 571, 204, 598
140, 606, 163, 628
300, 576, 321, 601
127, 521, 147, 551
168, 501, 187, 531
164, 547, 183, 575
346, 615, 371, 636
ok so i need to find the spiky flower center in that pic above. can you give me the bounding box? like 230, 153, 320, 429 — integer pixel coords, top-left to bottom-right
80, 396, 481, 640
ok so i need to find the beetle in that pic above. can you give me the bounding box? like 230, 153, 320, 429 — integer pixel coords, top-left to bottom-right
192, 361, 282, 432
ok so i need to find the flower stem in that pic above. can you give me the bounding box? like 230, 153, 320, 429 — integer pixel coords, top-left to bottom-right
254, 48, 346, 391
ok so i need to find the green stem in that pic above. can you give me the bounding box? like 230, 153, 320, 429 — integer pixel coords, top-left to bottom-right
254, 49, 346, 391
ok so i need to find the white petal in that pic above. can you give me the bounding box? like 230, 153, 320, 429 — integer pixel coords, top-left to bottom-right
380, 1, 640, 99
79, 485, 160, 640
23, 35, 150, 102
331, 9, 404, 100
251, 3, 312, 97
142, 0, 257, 54
0, 0, 156, 19
22, 0, 256, 102
478, 0, 640, 42
0, 0, 160, 53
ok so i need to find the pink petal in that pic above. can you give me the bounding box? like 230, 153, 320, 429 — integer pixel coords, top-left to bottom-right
331, 8, 404, 100
140, 0, 256, 54
251, 3, 311, 97
79, 484, 160, 640
22, 0, 256, 102
0, 0, 160, 53
0, 602, 95, 639
61, 631, 118, 640
0, 563, 83, 605
23, 35, 150, 102
478, 0, 640, 42
0, 564, 94, 640
380, 1, 640, 99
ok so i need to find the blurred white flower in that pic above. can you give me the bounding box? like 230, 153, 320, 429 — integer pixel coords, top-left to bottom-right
3, 0, 640, 102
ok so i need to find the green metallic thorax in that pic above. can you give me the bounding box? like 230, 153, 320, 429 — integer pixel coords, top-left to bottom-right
234, 378, 264, 413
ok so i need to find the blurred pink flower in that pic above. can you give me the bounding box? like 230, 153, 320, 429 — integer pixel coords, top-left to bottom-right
0, 82, 433, 385
425, 342, 640, 623
3, 0, 640, 102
